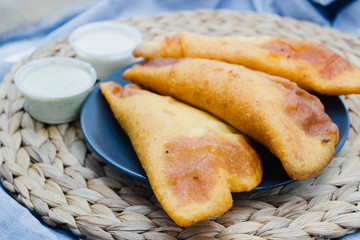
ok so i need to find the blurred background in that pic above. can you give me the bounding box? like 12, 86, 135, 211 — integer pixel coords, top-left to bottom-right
0, 0, 95, 63
0, 0, 93, 37
1, 0, 359, 65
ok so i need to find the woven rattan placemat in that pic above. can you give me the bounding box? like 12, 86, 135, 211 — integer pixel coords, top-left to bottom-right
1, 9, 360, 239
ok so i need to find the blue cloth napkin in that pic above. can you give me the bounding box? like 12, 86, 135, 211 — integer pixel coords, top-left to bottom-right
1, 0, 359, 239
0, 185, 77, 239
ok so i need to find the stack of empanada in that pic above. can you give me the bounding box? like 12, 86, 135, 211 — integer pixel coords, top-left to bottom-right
98, 32, 355, 226
122, 57, 339, 180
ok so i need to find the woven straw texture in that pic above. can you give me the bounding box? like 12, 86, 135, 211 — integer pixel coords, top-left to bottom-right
2, 9, 360, 240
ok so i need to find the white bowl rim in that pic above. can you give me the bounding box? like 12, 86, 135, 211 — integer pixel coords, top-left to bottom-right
68, 21, 143, 59
14, 56, 97, 99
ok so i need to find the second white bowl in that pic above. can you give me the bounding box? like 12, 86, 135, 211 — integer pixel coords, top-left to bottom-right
69, 21, 142, 79
14, 57, 97, 124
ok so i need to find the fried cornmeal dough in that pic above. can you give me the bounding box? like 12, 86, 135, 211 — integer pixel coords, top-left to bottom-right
123, 58, 339, 180
133, 32, 360, 95
100, 81, 262, 227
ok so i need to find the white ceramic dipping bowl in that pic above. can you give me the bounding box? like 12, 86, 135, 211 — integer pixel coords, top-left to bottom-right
14, 57, 96, 124
69, 21, 142, 79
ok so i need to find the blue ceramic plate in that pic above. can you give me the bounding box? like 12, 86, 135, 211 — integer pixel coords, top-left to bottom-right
81, 65, 350, 190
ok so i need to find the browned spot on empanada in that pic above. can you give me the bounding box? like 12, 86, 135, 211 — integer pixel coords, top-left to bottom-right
261, 38, 353, 79
268, 75, 337, 137
164, 133, 260, 203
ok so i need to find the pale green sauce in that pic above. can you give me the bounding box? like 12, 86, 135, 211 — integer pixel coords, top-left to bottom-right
20, 62, 92, 98
16, 58, 95, 124
72, 28, 136, 56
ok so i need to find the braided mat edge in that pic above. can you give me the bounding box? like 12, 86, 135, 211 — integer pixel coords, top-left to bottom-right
1, 9, 360, 239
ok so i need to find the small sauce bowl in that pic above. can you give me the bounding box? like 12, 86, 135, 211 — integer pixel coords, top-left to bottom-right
14, 57, 96, 124
69, 21, 142, 79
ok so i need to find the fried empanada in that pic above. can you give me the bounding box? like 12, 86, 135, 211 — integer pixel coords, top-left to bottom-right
133, 32, 360, 95
100, 81, 262, 227
123, 58, 339, 180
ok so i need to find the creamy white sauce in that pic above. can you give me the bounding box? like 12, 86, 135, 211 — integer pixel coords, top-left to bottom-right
20, 63, 92, 97
72, 28, 137, 56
